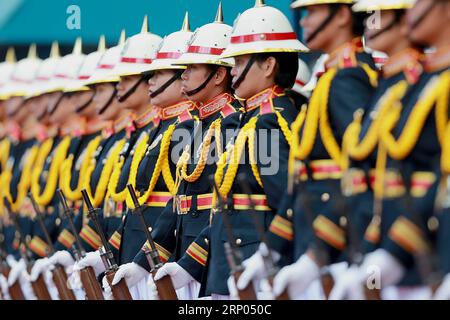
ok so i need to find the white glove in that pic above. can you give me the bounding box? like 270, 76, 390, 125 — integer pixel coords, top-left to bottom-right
434, 273, 450, 300
154, 262, 194, 289
360, 248, 405, 289
67, 269, 83, 291
147, 276, 160, 300
329, 264, 365, 300
236, 243, 280, 291
227, 275, 239, 300
273, 254, 320, 299
101, 275, 113, 300
73, 250, 105, 276
0, 273, 11, 300
49, 250, 75, 269
111, 262, 149, 288
30, 258, 54, 281
8, 258, 27, 286
6, 255, 18, 268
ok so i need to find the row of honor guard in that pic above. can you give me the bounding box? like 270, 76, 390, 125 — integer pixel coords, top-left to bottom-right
0, 0, 449, 300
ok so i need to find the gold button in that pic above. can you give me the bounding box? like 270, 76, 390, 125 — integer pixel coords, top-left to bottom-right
428, 216, 439, 232
339, 216, 347, 228
321, 193, 330, 202
55, 218, 61, 226
204, 238, 209, 245
236, 238, 242, 245
286, 208, 293, 218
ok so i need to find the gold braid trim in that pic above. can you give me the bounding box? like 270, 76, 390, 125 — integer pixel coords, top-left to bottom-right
3, 146, 39, 212
108, 132, 150, 203
344, 81, 409, 161
380, 72, 450, 160
275, 110, 292, 147
295, 69, 337, 160
60, 135, 102, 201
178, 118, 223, 185
361, 63, 379, 88
84, 138, 126, 208
0, 138, 10, 171
132, 124, 177, 206
288, 105, 307, 179
31, 136, 71, 206
435, 71, 450, 145
215, 117, 261, 198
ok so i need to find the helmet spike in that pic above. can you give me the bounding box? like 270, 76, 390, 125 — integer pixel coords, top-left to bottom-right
50, 41, 60, 58
255, 0, 265, 7
118, 29, 126, 45
27, 43, 37, 59
5, 47, 16, 63
181, 11, 190, 31
97, 35, 106, 52
73, 37, 83, 55
141, 15, 149, 34
215, 1, 224, 23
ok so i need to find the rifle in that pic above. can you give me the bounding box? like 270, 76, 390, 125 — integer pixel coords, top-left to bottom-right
57, 189, 104, 300
210, 177, 257, 300
29, 193, 76, 300
81, 189, 132, 300
236, 174, 289, 300
3, 198, 52, 300
127, 184, 178, 300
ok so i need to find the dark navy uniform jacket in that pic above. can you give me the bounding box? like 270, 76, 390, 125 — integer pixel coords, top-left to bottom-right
176, 86, 299, 296
266, 40, 377, 268
133, 94, 240, 272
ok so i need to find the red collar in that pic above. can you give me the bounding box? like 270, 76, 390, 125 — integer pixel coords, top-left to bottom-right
114, 113, 136, 137
424, 45, 450, 72
325, 38, 364, 70
197, 93, 235, 119
6, 121, 22, 142
382, 48, 423, 84
245, 86, 284, 112
161, 101, 196, 120
135, 107, 161, 128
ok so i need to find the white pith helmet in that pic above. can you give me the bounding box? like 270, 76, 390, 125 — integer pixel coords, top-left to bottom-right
142, 12, 194, 72
113, 16, 163, 77
220, 0, 308, 59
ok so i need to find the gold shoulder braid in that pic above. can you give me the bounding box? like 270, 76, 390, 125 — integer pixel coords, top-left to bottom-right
60, 135, 102, 201
3, 145, 39, 212
0, 138, 10, 171
84, 138, 126, 208
343, 81, 409, 162
108, 131, 149, 203
128, 123, 177, 207
31, 136, 71, 206
176, 118, 223, 188
380, 71, 450, 160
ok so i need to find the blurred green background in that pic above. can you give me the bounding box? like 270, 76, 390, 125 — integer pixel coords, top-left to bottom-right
0, 0, 302, 59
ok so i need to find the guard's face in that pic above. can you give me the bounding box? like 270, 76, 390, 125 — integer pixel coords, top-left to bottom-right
116, 74, 149, 110
408, 0, 448, 46
231, 54, 263, 99
300, 5, 335, 51
5, 96, 24, 119
94, 82, 122, 121
181, 64, 215, 102
365, 10, 406, 53
148, 69, 184, 108
48, 92, 76, 124
31, 94, 49, 120
75, 90, 96, 118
